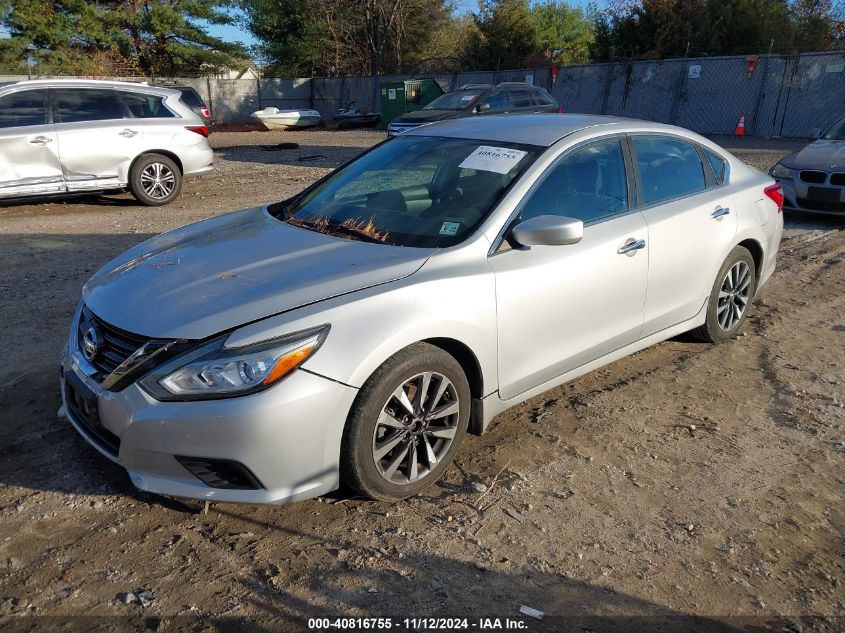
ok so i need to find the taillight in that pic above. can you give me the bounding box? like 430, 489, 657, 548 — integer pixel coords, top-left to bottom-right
200, 107, 210, 119
764, 183, 784, 213
185, 125, 209, 138
557, 106, 564, 113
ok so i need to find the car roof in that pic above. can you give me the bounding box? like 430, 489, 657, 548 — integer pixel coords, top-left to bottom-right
405, 113, 673, 147
2, 78, 179, 96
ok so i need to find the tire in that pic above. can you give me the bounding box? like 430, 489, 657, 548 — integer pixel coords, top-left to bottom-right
129, 154, 182, 206
692, 245, 756, 343
340, 343, 471, 501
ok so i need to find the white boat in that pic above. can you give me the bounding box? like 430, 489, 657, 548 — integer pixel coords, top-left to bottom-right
252, 107, 322, 130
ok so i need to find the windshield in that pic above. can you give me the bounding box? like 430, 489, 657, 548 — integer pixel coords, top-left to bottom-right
823, 117, 845, 140
270, 135, 541, 248
423, 89, 486, 111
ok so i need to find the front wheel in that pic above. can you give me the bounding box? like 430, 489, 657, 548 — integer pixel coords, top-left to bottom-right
341, 343, 471, 501
129, 154, 182, 206
692, 245, 756, 343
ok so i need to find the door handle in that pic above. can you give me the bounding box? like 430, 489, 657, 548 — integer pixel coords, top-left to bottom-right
711, 206, 731, 220
119, 129, 139, 138
618, 238, 646, 255
29, 136, 53, 145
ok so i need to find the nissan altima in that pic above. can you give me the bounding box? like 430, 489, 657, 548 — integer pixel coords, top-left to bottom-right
60, 114, 784, 504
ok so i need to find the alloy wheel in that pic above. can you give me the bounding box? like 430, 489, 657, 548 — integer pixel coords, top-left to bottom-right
140, 162, 176, 199
717, 261, 751, 331
372, 371, 460, 485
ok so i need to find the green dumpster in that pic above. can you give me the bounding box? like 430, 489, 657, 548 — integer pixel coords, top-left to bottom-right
379, 78, 446, 127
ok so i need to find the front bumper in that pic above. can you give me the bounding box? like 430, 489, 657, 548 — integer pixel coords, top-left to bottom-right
59, 345, 358, 504
777, 177, 845, 217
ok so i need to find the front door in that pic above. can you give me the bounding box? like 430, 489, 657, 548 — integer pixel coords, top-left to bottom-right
0, 89, 64, 198
490, 137, 649, 400
51, 88, 143, 191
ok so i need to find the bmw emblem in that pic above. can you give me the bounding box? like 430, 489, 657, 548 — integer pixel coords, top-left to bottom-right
82, 326, 101, 362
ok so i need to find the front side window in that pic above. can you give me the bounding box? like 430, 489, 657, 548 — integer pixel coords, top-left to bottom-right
271, 136, 541, 248
0, 90, 48, 128
53, 89, 126, 124
119, 91, 174, 119
509, 89, 532, 109
479, 91, 509, 112
632, 136, 706, 205
520, 138, 629, 224
822, 117, 845, 140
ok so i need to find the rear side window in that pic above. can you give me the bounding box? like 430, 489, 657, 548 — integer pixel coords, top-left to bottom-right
0, 90, 47, 128
119, 91, 174, 118
521, 138, 629, 224
703, 148, 727, 185
632, 136, 706, 205
532, 89, 556, 107
53, 89, 126, 123
176, 88, 205, 107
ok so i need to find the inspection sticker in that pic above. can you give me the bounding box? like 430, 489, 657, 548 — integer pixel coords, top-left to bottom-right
439, 221, 461, 236
459, 146, 527, 174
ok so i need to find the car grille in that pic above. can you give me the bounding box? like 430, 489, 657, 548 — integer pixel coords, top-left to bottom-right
830, 173, 845, 186
799, 170, 827, 184
64, 372, 120, 457
79, 305, 150, 377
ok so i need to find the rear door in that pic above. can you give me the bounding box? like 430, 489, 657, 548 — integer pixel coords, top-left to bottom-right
0, 89, 65, 198
631, 135, 738, 336
51, 88, 145, 191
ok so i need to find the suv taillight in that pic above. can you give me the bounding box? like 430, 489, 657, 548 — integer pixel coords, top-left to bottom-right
200, 107, 210, 119
764, 183, 784, 213
185, 125, 209, 138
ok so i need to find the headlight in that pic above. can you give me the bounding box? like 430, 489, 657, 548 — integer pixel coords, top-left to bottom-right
770, 163, 792, 180
140, 325, 329, 401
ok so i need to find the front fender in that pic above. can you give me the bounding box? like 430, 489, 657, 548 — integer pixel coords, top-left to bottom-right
224, 265, 498, 396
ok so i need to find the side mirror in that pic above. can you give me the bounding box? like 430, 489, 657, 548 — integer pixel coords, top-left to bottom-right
474, 102, 490, 114
511, 215, 583, 247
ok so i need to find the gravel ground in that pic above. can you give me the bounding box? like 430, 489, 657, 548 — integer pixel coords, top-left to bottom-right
0, 129, 842, 632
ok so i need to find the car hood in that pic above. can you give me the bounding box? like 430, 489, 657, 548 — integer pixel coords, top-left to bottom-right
392, 109, 466, 125
782, 139, 845, 169
83, 207, 433, 339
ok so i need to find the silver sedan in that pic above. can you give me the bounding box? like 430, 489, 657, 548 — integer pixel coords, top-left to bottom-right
60, 114, 783, 504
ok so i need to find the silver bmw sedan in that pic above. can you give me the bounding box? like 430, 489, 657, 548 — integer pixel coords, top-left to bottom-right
60, 114, 784, 504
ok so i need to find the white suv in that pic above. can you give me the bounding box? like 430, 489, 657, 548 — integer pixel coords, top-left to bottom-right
0, 79, 214, 206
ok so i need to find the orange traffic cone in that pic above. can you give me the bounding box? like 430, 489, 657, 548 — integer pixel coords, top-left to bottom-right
735, 113, 746, 137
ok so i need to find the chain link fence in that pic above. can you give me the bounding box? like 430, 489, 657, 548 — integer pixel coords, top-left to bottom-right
3, 50, 843, 136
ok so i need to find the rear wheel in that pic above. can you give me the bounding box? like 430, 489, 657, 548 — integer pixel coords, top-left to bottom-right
129, 154, 182, 206
341, 343, 470, 501
692, 245, 756, 343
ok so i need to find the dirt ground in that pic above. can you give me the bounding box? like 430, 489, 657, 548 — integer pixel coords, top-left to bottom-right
0, 129, 843, 632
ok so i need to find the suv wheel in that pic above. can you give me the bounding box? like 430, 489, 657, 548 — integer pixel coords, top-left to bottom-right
129, 154, 182, 206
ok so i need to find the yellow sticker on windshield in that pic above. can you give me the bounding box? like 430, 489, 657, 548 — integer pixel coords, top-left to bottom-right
459, 146, 528, 174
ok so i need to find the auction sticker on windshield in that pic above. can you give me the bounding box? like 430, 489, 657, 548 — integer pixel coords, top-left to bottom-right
459, 146, 527, 174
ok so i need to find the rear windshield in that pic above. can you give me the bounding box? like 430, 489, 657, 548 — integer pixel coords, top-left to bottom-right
423, 89, 486, 111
